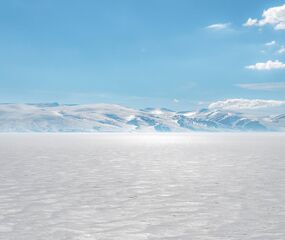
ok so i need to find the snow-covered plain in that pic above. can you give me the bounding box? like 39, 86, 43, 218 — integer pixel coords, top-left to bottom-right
0, 133, 284, 240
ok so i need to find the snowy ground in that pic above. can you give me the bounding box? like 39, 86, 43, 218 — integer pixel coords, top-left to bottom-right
0, 133, 284, 240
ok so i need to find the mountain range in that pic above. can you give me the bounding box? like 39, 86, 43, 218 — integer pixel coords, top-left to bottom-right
0, 103, 284, 132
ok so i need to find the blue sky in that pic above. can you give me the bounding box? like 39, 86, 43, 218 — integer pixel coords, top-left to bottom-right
1, 0, 285, 110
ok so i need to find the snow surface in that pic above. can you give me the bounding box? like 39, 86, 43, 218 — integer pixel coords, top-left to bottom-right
0, 133, 285, 239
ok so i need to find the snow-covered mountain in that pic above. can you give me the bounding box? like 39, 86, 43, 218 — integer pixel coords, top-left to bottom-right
0, 103, 284, 132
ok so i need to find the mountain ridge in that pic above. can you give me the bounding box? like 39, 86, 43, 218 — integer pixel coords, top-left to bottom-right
0, 103, 284, 132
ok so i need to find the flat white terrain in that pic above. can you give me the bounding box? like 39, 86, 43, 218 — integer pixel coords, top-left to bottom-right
0, 133, 284, 240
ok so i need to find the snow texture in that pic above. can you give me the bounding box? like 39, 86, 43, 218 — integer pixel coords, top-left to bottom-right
0, 133, 284, 239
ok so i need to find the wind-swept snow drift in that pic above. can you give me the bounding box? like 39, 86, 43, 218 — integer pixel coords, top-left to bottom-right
0, 133, 285, 239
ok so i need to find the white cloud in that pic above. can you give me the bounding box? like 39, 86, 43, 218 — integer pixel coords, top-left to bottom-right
173, 99, 179, 103
265, 40, 276, 46
243, 18, 258, 27
277, 46, 285, 54
237, 82, 285, 91
244, 4, 285, 30
206, 23, 230, 30
209, 99, 285, 110
245, 60, 285, 70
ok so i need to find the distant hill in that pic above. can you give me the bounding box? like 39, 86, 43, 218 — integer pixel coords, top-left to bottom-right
0, 103, 284, 132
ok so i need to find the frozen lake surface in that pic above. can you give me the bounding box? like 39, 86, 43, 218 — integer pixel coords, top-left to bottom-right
0, 133, 285, 240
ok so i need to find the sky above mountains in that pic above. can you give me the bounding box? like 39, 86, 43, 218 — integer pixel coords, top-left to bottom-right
0, 0, 285, 111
